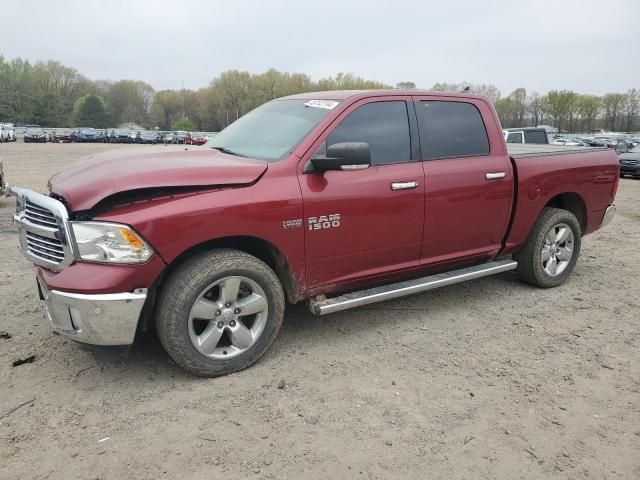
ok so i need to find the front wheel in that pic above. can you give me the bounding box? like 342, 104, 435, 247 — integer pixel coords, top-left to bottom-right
515, 207, 582, 288
156, 249, 285, 377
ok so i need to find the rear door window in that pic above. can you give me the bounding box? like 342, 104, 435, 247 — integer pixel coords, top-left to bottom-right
326, 101, 411, 165
506, 132, 524, 143
524, 130, 548, 144
415, 101, 490, 159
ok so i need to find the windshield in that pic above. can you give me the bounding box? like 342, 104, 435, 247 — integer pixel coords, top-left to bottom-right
630, 144, 640, 153
209, 99, 338, 161
27, 128, 43, 134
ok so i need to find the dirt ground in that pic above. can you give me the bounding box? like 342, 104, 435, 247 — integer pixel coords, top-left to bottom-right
0, 142, 638, 480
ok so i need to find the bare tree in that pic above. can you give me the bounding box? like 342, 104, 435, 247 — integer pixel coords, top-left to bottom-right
527, 92, 545, 127
623, 89, 639, 132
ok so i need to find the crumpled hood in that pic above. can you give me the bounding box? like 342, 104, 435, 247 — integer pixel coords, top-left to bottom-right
49, 146, 268, 211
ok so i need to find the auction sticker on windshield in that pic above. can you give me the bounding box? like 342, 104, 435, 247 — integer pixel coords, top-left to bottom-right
304, 100, 339, 110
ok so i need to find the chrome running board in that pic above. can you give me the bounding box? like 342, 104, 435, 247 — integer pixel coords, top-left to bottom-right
308, 259, 518, 316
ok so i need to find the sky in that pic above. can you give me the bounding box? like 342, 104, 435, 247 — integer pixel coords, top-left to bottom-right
2, 0, 639, 96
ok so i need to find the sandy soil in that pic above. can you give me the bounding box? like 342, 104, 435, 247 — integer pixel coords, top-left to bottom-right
0, 142, 638, 480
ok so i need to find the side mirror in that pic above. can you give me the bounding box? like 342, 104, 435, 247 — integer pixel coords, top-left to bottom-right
310, 142, 371, 171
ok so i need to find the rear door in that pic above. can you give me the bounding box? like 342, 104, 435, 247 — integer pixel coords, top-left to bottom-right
299, 97, 425, 289
413, 96, 514, 265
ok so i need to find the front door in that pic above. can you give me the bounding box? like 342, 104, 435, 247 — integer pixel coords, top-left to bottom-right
299, 98, 425, 289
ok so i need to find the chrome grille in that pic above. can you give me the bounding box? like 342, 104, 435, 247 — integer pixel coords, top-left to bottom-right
10, 187, 75, 271
25, 231, 65, 262
621, 159, 638, 165
25, 200, 59, 228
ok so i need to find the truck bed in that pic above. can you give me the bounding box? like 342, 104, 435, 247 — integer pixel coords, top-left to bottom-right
507, 143, 607, 158
502, 144, 618, 256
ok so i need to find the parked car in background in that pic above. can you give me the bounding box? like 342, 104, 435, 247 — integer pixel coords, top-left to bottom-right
185, 132, 208, 146
53, 130, 73, 143
163, 132, 175, 144
550, 138, 589, 146
72, 128, 103, 143
109, 129, 134, 143
24, 127, 47, 143
175, 131, 188, 144
614, 139, 634, 154
503, 127, 548, 144
1, 123, 16, 142
573, 137, 602, 147
136, 131, 160, 144
618, 144, 640, 178
594, 137, 618, 148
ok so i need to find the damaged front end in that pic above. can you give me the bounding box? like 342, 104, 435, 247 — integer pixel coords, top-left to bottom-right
9, 186, 155, 346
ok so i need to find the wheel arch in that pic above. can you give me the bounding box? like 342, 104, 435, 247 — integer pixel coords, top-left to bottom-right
543, 192, 587, 232
160, 235, 301, 304
138, 235, 301, 335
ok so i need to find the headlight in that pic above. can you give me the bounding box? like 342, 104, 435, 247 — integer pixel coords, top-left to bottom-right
71, 221, 154, 264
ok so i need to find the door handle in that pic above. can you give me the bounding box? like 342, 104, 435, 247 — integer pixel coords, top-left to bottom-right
485, 172, 506, 180
391, 181, 418, 191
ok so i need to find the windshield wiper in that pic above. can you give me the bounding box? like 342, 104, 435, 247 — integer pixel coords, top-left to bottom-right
211, 146, 246, 157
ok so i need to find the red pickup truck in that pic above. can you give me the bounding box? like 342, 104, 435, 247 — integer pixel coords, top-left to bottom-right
10, 90, 618, 377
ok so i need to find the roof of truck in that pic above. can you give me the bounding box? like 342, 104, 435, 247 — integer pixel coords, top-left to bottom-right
279, 89, 490, 102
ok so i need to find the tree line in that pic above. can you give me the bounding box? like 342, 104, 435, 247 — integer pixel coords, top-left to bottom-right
431, 82, 639, 133
1, 56, 638, 133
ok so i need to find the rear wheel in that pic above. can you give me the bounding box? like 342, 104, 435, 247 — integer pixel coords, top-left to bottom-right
156, 249, 285, 377
515, 207, 582, 288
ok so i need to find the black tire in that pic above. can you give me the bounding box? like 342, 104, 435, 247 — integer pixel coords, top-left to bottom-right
514, 207, 582, 288
155, 249, 285, 377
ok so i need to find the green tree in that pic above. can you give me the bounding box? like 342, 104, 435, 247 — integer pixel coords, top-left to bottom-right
396, 81, 416, 89
545, 90, 578, 132
601, 93, 625, 131
431, 82, 500, 103
75, 94, 108, 127
171, 118, 196, 131
317, 72, 390, 90
527, 92, 545, 127
623, 89, 639, 132
106, 79, 154, 126
509, 88, 527, 126
495, 97, 516, 127
150, 90, 182, 130
577, 95, 600, 133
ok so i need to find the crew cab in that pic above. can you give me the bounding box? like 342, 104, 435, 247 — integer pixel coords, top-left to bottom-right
9, 90, 619, 377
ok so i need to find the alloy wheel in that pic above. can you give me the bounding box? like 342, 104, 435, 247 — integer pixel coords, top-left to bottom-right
188, 276, 269, 359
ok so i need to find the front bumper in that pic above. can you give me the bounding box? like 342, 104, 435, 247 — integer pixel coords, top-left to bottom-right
600, 204, 616, 229
38, 279, 147, 346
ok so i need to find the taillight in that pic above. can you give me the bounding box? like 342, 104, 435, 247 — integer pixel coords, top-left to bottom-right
612, 169, 619, 198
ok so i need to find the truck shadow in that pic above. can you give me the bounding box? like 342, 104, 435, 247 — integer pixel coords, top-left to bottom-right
87, 270, 524, 379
